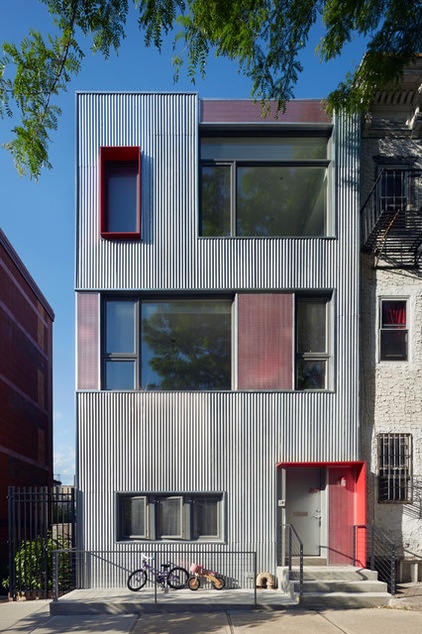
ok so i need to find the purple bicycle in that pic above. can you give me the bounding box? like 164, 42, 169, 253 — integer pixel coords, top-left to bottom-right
127, 553, 189, 591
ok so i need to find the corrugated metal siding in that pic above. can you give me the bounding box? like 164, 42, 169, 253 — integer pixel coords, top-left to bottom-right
76, 94, 360, 572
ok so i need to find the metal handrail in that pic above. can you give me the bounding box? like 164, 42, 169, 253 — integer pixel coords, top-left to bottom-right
354, 524, 397, 595
281, 523, 303, 597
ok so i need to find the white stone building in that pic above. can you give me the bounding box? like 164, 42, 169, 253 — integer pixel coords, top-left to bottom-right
360, 57, 422, 580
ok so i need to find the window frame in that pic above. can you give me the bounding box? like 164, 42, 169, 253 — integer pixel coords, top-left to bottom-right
377, 433, 413, 503
116, 493, 225, 542
100, 146, 141, 239
199, 132, 333, 238
102, 296, 233, 391
295, 295, 332, 391
379, 298, 408, 362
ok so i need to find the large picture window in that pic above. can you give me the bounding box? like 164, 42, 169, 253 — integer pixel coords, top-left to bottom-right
117, 493, 224, 541
379, 299, 408, 361
200, 135, 332, 237
296, 296, 331, 390
103, 298, 232, 390
378, 433, 412, 503
100, 146, 141, 239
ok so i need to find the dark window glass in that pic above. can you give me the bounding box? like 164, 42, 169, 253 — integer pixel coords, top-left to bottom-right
103, 299, 232, 391
296, 298, 329, 390
200, 136, 330, 237
201, 165, 231, 236
380, 299, 407, 361
117, 493, 224, 541
192, 496, 219, 538
120, 496, 146, 538
157, 497, 182, 538
105, 162, 138, 233
380, 169, 407, 212
105, 301, 136, 353
236, 166, 327, 237
141, 300, 232, 390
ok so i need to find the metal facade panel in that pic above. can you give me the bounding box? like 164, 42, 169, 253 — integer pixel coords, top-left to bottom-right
76, 95, 361, 572
77, 387, 352, 556
76, 93, 339, 292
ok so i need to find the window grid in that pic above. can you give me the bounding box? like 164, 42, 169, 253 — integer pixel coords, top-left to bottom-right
379, 298, 408, 362
117, 493, 223, 542
200, 135, 332, 238
378, 433, 413, 503
295, 296, 331, 390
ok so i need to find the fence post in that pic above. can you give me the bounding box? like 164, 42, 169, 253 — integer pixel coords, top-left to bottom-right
253, 551, 257, 608
8, 487, 16, 600
52, 551, 58, 601
391, 544, 396, 596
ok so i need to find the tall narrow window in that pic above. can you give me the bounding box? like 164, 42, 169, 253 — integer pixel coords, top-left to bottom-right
380, 299, 407, 361
100, 147, 141, 239
296, 297, 330, 390
378, 433, 412, 503
103, 299, 137, 389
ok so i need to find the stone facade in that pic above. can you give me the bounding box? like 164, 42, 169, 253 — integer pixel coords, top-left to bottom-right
360, 57, 422, 564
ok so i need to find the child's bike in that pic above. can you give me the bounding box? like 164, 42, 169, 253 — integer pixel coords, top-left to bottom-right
188, 563, 225, 590
127, 553, 189, 591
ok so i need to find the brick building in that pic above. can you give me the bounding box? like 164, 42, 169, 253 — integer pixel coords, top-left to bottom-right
0, 229, 54, 577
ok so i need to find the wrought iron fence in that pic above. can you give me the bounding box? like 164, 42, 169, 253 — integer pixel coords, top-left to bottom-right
353, 524, 397, 595
7, 486, 76, 599
52, 548, 257, 605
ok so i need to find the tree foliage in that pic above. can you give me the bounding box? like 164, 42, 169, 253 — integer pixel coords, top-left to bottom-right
1, 0, 421, 179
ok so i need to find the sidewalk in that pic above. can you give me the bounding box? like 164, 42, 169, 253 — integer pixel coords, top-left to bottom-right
1, 584, 421, 634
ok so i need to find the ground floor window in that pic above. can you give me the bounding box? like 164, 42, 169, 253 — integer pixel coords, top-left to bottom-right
378, 433, 412, 503
117, 493, 224, 541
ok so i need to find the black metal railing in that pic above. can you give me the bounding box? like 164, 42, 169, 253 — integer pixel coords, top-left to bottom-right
279, 524, 303, 597
52, 548, 257, 605
360, 168, 422, 268
354, 525, 397, 595
7, 486, 76, 600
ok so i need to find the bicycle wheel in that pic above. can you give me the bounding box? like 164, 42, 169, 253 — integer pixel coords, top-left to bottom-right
127, 569, 147, 591
212, 575, 225, 590
167, 566, 189, 589
188, 576, 200, 591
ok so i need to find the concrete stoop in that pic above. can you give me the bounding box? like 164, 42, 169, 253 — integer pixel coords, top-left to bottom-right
279, 565, 392, 609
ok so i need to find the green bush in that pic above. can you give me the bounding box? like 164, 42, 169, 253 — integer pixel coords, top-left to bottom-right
2, 532, 72, 594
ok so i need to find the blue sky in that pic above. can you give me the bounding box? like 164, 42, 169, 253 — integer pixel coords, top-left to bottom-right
1, 1, 368, 484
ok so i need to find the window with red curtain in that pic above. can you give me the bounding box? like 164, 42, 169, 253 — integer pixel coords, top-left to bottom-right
380, 299, 407, 361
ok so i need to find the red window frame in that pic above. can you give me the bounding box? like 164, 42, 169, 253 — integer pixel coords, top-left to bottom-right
100, 146, 141, 239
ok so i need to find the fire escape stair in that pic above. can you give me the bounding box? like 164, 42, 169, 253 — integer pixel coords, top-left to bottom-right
362, 208, 422, 269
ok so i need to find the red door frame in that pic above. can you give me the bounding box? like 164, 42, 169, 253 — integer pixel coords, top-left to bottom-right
278, 461, 366, 566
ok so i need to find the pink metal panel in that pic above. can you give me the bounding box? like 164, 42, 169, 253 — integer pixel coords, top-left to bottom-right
238, 293, 293, 389
200, 99, 332, 124
77, 293, 99, 389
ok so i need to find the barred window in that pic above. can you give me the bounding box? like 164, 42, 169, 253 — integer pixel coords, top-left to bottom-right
378, 433, 412, 503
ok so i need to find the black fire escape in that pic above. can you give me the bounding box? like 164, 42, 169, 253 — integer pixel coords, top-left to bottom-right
361, 168, 422, 271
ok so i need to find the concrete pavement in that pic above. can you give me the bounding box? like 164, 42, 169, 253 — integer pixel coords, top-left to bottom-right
2, 586, 422, 634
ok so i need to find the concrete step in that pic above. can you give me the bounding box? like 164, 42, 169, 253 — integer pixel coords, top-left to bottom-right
289, 566, 380, 581
299, 591, 391, 609
294, 579, 388, 594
